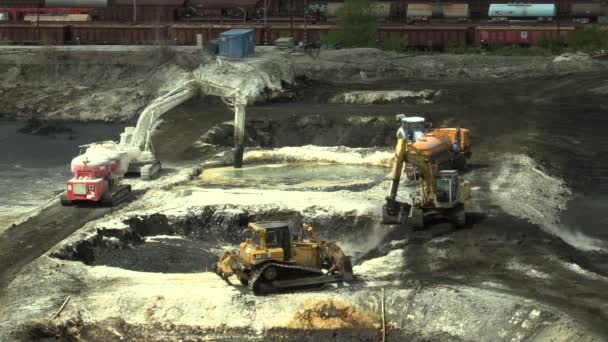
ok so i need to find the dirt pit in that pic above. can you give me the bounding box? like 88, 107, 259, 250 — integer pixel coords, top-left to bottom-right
91, 235, 219, 273
0, 182, 603, 342
50, 206, 383, 272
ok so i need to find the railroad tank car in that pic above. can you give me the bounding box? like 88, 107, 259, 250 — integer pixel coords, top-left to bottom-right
45, 0, 108, 7
113, 0, 184, 5
188, 0, 257, 9
488, 3, 556, 21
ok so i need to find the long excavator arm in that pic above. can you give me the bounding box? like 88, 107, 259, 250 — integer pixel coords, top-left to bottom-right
384, 137, 436, 224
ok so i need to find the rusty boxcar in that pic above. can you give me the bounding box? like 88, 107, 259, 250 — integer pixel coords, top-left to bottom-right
70, 23, 167, 44
0, 23, 67, 43
474, 25, 576, 45
168, 23, 264, 44
378, 25, 471, 48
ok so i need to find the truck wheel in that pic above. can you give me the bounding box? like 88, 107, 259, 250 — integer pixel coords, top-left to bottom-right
411, 208, 425, 231
60, 194, 72, 206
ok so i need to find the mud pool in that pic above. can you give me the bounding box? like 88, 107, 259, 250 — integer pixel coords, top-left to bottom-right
196, 163, 387, 191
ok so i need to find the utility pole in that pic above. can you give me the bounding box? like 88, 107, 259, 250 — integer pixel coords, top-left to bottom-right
304, 0, 307, 45
133, 0, 137, 23
233, 101, 246, 168
36, 0, 41, 42
264, 0, 267, 45
289, 0, 293, 37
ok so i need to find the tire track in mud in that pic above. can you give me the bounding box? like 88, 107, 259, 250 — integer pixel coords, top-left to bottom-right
0, 202, 112, 298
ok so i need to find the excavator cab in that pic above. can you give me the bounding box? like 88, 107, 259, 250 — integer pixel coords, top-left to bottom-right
435, 170, 461, 208
397, 115, 428, 142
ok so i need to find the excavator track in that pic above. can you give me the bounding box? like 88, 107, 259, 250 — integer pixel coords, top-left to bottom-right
100, 184, 131, 206
140, 161, 161, 180
247, 262, 346, 295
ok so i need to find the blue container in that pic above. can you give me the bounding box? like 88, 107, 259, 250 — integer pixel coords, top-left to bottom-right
218, 28, 255, 58
488, 4, 556, 18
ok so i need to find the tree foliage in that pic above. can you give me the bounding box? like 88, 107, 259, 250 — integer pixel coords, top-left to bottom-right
323, 0, 379, 47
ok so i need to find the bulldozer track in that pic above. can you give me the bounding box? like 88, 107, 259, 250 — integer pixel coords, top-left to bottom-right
248, 262, 326, 295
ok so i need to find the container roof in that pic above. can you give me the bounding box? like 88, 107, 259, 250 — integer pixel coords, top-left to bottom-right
220, 28, 255, 36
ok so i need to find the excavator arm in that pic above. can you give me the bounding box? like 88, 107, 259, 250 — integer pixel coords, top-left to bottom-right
383, 137, 436, 225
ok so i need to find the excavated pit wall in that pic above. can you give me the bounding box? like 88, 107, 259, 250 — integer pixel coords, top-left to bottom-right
1, 47, 607, 123
51, 206, 378, 267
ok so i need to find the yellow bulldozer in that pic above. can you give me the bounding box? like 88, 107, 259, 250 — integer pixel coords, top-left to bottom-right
383, 118, 472, 229
215, 222, 354, 295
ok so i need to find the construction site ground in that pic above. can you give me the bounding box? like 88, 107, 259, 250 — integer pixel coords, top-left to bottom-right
0, 47, 607, 341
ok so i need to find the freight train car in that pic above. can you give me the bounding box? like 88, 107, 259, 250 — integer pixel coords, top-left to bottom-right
0, 23, 68, 43
488, 3, 556, 22
23, 13, 91, 21
377, 25, 471, 47
475, 25, 575, 44
571, 3, 608, 23
45, 0, 108, 7
168, 23, 264, 44
0, 7, 94, 21
406, 3, 469, 23
71, 23, 167, 43
181, 0, 259, 20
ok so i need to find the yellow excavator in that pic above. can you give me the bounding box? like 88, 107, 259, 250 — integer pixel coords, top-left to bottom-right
383, 121, 472, 229
215, 222, 354, 295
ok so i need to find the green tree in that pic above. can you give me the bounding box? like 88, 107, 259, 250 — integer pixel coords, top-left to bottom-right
323, 0, 379, 47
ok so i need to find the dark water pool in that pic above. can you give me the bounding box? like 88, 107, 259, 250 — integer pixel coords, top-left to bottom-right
0, 121, 124, 219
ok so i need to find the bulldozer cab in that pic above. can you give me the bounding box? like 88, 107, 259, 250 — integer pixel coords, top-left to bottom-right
435, 170, 460, 208
247, 222, 291, 261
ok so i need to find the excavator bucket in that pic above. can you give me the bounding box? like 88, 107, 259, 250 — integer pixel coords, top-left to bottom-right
382, 200, 411, 225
